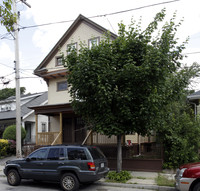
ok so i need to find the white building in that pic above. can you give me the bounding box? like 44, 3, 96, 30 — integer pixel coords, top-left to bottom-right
0, 92, 48, 144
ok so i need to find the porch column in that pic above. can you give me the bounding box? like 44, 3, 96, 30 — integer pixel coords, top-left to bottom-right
35, 114, 38, 145
60, 113, 63, 144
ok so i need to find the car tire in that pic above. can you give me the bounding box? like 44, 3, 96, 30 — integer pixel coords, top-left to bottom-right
7, 169, 21, 186
194, 182, 200, 191
60, 173, 79, 191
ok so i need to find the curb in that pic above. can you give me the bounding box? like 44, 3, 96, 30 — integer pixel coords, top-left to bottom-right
95, 181, 177, 191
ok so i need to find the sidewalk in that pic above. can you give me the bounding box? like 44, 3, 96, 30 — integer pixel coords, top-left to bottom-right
0, 156, 176, 191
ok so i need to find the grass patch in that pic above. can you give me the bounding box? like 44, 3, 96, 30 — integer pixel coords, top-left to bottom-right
136, 176, 146, 180
106, 171, 132, 183
155, 174, 175, 187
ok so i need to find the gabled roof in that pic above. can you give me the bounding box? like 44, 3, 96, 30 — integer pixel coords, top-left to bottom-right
187, 90, 200, 100
0, 92, 44, 104
34, 14, 117, 76
0, 92, 48, 120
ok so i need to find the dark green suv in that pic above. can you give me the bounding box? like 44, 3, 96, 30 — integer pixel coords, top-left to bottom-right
4, 145, 109, 191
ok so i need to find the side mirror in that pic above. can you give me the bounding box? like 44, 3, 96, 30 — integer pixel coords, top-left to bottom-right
26, 157, 31, 162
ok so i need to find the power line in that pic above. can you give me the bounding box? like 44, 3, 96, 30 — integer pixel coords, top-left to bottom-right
0, 62, 14, 69
18, 0, 180, 30
184, 52, 200, 55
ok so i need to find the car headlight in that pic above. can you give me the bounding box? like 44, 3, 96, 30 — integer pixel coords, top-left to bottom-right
179, 168, 187, 177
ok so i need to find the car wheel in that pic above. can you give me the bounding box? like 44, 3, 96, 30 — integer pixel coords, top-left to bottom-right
7, 169, 21, 186
60, 173, 79, 191
193, 182, 200, 191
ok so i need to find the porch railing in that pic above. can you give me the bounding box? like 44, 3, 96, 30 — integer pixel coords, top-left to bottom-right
37, 132, 62, 145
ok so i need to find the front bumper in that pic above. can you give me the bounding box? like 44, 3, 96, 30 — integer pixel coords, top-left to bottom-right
175, 176, 195, 191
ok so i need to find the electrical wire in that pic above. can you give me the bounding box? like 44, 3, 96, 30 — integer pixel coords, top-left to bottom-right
18, 0, 180, 30
0, 62, 14, 69
184, 52, 200, 55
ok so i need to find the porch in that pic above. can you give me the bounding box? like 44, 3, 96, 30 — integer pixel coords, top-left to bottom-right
31, 103, 157, 153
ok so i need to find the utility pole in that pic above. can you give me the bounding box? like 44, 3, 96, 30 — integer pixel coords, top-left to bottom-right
13, 0, 31, 158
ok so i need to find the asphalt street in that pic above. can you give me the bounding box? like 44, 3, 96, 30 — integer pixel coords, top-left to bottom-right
0, 177, 155, 191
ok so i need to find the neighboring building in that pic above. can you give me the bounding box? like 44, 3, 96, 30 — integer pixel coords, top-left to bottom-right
32, 14, 156, 150
0, 92, 48, 144
187, 90, 200, 117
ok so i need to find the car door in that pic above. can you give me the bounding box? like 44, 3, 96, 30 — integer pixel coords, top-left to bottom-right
42, 147, 65, 181
20, 148, 48, 180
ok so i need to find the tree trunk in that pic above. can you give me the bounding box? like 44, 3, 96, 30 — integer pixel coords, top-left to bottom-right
117, 134, 122, 173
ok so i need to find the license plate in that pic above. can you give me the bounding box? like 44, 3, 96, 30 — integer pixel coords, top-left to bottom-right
100, 163, 104, 168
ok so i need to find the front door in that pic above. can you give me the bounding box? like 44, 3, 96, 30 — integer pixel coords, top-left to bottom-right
63, 118, 73, 143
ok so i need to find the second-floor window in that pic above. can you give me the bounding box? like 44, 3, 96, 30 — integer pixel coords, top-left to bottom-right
57, 81, 68, 91
89, 37, 100, 49
67, 43, 77, 55
56, 56, 63, 66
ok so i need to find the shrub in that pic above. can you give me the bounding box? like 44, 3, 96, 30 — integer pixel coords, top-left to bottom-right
0, 139, 9, 157
107, 171, 132, 183
3, 125, 26, 141
7, 140, 16, 154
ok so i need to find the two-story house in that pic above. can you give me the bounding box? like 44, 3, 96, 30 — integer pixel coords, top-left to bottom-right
0, 92, 48, 144
32, 14, 156, 150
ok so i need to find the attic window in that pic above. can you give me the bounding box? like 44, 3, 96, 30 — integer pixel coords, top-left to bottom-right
89, 37, 100, 49
57, 81, 68, 91
67, 43, 77, 55
56, 56, 63, 66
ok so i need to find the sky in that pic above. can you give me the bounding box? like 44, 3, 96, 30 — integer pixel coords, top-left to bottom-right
0, 0, 200, 94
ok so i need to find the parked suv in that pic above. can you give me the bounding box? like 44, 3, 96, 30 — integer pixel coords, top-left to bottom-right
4, 145, 109, 191
175, 162, 200, 191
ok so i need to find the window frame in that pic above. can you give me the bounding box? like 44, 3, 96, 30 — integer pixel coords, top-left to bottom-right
41, 122, 46, 132
55, 56, 63, 66
67, 42, 77, 55
57, 81, 68, 92
88, 37, 100, 49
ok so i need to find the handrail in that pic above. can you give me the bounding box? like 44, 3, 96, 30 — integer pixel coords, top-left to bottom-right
82, 130, 92, 145
51, 131, 62, 145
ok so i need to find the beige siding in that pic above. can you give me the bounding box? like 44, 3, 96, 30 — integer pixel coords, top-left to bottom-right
50, 116, 60, 132
46, 22, 105, 105
125, 134, 138, 144
48, 77, 71, 104
46, 22, 105, 73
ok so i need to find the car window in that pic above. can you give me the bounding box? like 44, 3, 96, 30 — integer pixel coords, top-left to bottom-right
47, 148, 64, 160
88, 147, 105, 159
28, 148, 48, 160
67, 148, 87, 160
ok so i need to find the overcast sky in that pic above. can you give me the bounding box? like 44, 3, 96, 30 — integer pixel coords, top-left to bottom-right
0, 0, 200, 94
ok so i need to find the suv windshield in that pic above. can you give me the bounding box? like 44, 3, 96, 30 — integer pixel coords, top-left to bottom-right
88, 147, 105, 159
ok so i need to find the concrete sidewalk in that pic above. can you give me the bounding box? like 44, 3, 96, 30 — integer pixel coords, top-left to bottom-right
0, 156, 176, 191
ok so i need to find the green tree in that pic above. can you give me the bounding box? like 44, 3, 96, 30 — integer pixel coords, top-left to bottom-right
64, 9, 199, 172
157, 92, 200, 169
3, 124, 26, 141
0, 87, 26, 100
0, 0, 16, 32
